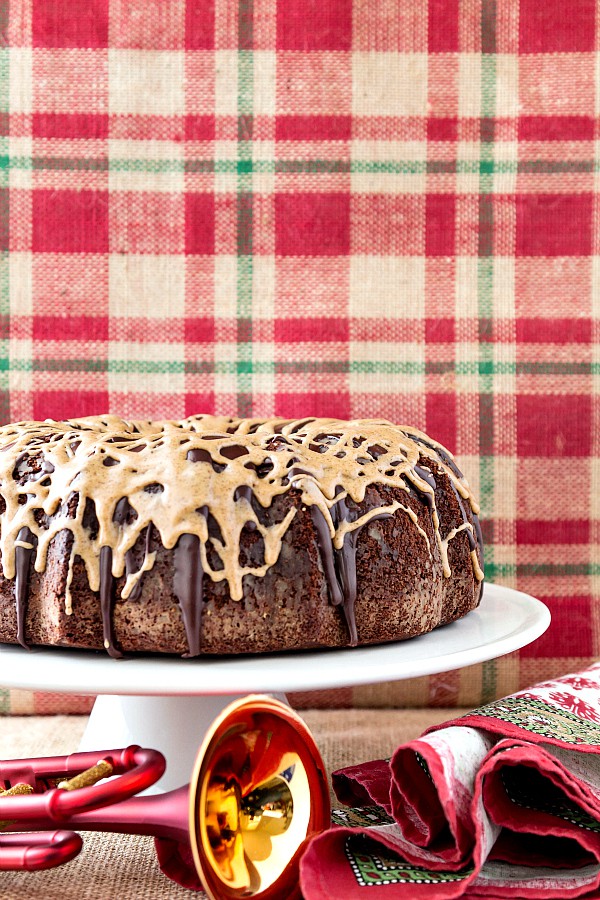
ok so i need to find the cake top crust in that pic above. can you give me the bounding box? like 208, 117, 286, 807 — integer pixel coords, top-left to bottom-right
0, 416, 483, 624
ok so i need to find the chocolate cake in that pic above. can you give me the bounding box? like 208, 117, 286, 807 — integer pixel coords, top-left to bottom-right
0, 416, 484, 658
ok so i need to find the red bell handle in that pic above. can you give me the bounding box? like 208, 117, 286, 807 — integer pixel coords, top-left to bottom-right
0, 831, 83, 871
0, 745, 165, 823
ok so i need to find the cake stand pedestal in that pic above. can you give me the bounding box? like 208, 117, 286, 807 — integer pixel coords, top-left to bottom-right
0, 584, 549, 792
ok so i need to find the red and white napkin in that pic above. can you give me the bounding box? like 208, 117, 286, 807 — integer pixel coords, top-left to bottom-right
301, 664, 600, 899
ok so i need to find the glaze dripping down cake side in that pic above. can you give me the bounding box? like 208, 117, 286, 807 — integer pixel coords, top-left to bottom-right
0, 416, 484, 658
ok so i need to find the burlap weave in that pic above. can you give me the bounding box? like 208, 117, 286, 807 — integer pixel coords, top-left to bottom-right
0, 0, 597, 711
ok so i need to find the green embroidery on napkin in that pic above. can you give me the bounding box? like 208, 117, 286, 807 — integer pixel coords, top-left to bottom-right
345, 836, 473, 887
465, 696, 600, 745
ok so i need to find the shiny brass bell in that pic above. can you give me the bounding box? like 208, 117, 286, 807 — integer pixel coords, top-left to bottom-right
191, 695, 330, 899
241, 775, 294, 835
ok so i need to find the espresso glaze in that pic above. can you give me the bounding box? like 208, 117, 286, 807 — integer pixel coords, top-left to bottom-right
0, 416, 484, 656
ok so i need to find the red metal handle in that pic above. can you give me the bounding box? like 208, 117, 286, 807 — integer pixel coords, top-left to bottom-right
51, 746, 165, 818
0, 831, 83, 871
0, 746, 166, 824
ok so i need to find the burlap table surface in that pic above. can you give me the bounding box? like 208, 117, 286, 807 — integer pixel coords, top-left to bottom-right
0, 708, 459, 898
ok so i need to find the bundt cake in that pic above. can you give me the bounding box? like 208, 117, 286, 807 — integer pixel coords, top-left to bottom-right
0, 416, 484, 658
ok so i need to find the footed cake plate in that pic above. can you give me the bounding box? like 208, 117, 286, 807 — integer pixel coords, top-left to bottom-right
0, 583, 549, 790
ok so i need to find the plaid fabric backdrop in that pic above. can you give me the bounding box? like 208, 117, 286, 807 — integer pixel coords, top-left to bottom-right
0, 0, 598, 713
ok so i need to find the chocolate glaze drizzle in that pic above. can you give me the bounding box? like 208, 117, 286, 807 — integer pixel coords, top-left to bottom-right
15, 526, 36, 649
311, 499, 396, 646
0, 416, 484, 656
173, 533, 204, 658
99, 545, 122, 659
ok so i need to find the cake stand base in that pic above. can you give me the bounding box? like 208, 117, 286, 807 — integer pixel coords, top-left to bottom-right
78, 692, 288, 792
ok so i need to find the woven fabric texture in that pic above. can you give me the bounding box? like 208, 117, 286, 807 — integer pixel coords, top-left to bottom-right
0, 0, 598, 711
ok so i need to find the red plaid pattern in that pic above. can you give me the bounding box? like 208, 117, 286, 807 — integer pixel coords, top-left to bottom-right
0, 0, 598, 713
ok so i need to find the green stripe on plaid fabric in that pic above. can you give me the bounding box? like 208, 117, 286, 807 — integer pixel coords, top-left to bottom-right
0, 688, 10, 714
487, 564, 600, 579
12, 358, 598, 376
236, 2, 254, 417
478, 4, 498, 703
5, 156, 600, 177
0, 1, 7, 45
18, 158, 600, 173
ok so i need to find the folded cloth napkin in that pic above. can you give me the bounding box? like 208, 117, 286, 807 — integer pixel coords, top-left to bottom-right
301, 664, 600, 899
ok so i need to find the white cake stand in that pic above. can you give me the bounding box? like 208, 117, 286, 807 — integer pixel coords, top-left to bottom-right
0, 583, 549, 791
